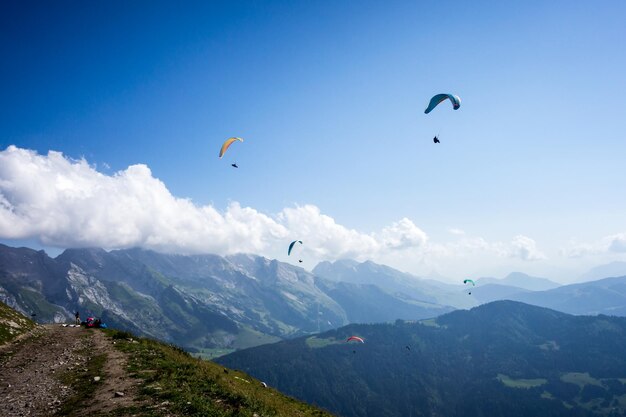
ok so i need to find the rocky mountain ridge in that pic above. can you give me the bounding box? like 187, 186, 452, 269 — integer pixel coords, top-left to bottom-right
0, 244, 452, 353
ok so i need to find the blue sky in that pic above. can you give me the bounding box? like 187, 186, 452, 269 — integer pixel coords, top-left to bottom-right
1, 1, 625, 282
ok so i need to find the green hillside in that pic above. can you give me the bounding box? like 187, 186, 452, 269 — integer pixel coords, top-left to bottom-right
102, 328, 334, 416
0, 300, 36, 345
218, 301, 626, 417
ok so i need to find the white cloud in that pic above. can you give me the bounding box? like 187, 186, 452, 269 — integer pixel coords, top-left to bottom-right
278, 207, 427, 260
448, 228, 465, 236
0, 146, 429, 260
0, 146, 288, 254
509, 235, 547, 261
278, 204, 380, 260
0, 146, 550, 279
378, 218, 428, 250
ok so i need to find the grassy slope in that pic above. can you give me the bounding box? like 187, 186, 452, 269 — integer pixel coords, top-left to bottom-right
0, 299, 331, 416
0, 300, 36, 345
105, 329, 334, 417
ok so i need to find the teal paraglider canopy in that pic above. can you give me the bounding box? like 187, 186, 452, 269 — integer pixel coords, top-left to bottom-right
288, 240, 303, 256
424, 93, 461, 114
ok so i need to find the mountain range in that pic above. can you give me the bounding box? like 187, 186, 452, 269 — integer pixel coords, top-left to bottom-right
476, 271, 561, 291
2, 243, 626, 356
0, 244, 452, 354
579, 262, 626, 282
314, 259, 475, 309
507, 275, 626, 316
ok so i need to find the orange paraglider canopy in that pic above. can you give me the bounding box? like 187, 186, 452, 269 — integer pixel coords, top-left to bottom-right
219, 137, 243, 158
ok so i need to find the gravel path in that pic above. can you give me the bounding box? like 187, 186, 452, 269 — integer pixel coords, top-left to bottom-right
0, 324, 143, 416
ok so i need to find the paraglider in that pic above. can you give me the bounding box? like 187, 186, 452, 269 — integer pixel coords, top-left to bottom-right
346, 336, 363, 353
424, 93, 461, 114
425, 94, 460, 143
464, 279, 475, 295
219, 137, 243, 158
346, 336, 364, 343
231, 163, 238, 168
288, 240, 303, 256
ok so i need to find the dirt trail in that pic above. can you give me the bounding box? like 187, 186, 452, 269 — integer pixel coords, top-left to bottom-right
74, 329, 143, 416
0, 324, 144, 416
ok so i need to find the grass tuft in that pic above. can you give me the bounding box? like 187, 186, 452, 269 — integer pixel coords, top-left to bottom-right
58, 352, 106, 415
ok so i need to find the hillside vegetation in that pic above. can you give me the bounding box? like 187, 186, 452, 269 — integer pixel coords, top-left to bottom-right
0, 298, 36, 345
218, 301, 626, 417
106, 328, 333, 416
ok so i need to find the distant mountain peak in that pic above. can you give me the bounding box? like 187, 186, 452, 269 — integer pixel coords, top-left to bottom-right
476, 272, 560, 292
580, 261, 626, 282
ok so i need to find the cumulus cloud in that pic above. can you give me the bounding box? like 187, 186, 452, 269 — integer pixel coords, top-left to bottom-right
0, 146, 549, 277
278, 204, 380, 260
509, 235, 547, 261
278, 207, 427, 260
0, 146, 431, 260
0, 146, 287, 254
379, 218, 428, 250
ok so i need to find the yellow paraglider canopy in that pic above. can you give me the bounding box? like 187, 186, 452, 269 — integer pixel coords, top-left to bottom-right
219, 137, 243, 158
